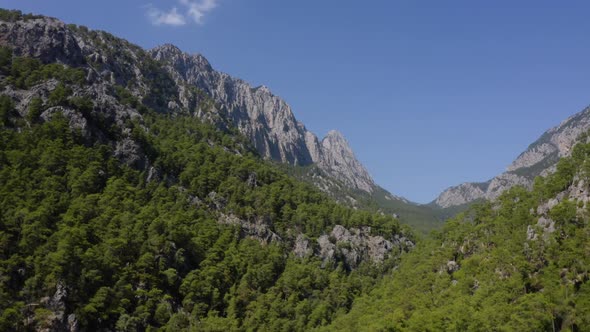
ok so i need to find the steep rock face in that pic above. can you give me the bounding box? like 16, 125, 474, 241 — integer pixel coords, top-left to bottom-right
149, 44, 376, 193
151, 44, 315, 165
434, 106, 590, 208
0, 15, 85, 65
319, 130, 375, 193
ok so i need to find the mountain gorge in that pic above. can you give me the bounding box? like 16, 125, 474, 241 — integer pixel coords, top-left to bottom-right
2, 7, 590, 332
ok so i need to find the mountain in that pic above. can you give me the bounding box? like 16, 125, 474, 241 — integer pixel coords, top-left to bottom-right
149, 43, 379, 194
1, 10, 377, 196
0, 9, 414, 331
433, 105, 590, 208
146, 31, 440, 228
0, 11, 449, 233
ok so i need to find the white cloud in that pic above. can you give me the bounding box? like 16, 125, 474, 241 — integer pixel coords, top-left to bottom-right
180, 0, 219, 24
147, 6, 187, 26
145, 0, 220, 27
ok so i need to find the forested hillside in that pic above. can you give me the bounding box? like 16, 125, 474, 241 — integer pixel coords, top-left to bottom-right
325, 134, 590, 331
0, 39, 412, 330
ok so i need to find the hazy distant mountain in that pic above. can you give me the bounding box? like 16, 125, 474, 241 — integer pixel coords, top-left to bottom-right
433, 106, 590, 208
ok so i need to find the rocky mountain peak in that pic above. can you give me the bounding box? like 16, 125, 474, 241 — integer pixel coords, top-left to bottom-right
150, 43, 213, 76
319, 130, 375, 193
148, 44, 379, 194
323, 129, 348, 145
0, 12, 381, 195
153, 43, 182, 56
321, 130, 356, 163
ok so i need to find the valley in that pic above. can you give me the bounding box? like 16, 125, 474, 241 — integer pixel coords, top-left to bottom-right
0, 7, 589, 332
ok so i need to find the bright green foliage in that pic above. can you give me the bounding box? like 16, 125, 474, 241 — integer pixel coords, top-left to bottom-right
0, 49, 409, 331
325, 140, 590, 332
0, 9, 43, 22
0, 72, 406, 331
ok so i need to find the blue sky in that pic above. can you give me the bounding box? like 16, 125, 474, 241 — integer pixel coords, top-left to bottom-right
3, 1, 590, 203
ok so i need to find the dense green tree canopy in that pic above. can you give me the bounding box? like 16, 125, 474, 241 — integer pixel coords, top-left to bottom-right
0, 48, 408, 331
324, 137, 590, 332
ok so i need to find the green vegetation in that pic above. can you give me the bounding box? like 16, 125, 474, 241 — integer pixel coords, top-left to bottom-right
0, 113, 404, 331
0, 95, 13, 126
325, 136, 590, 331
4, 17, 590, 331
0, 50, 408, 331
0, 8, 43, 22
8, 57, 85, 89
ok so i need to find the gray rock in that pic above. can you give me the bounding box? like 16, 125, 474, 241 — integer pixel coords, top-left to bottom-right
317, 234, 337, 267
207, 191, 227, 210
149, 44, 377, 194
218, 214, 281, 244
0, 16, 85, 65
319, 130, 375, 193
114, 137, 146, 169
526, 225, 537, 241
434, 182, 487, 208
446, 260, 460, 273
146, 166, 161, 183
246, 172, 258, 188
67, 314, 79, 332
293, 234, 313, 258
315, 225, 412, 269
0, 14, 382, 197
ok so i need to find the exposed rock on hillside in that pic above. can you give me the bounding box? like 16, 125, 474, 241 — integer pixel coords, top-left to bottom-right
0, 15, 378, 195
150, 44, 377, 193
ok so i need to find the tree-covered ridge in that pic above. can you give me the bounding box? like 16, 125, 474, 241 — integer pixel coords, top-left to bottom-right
0, 46, 410, 331
325, 135, 590, 331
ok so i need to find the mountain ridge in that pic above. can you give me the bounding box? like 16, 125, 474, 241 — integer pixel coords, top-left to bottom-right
0, 12, 381, 198
433, 106, 590, 208
148, 43, 378, 195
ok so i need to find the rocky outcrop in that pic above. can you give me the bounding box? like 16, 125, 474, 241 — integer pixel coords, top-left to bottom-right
220, 216, 414, 270
296, 225, 413, 269
434, 106, 590, 208
0, 15, 85, 65
218, 214, 282, 244
526, 176, 590, 242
